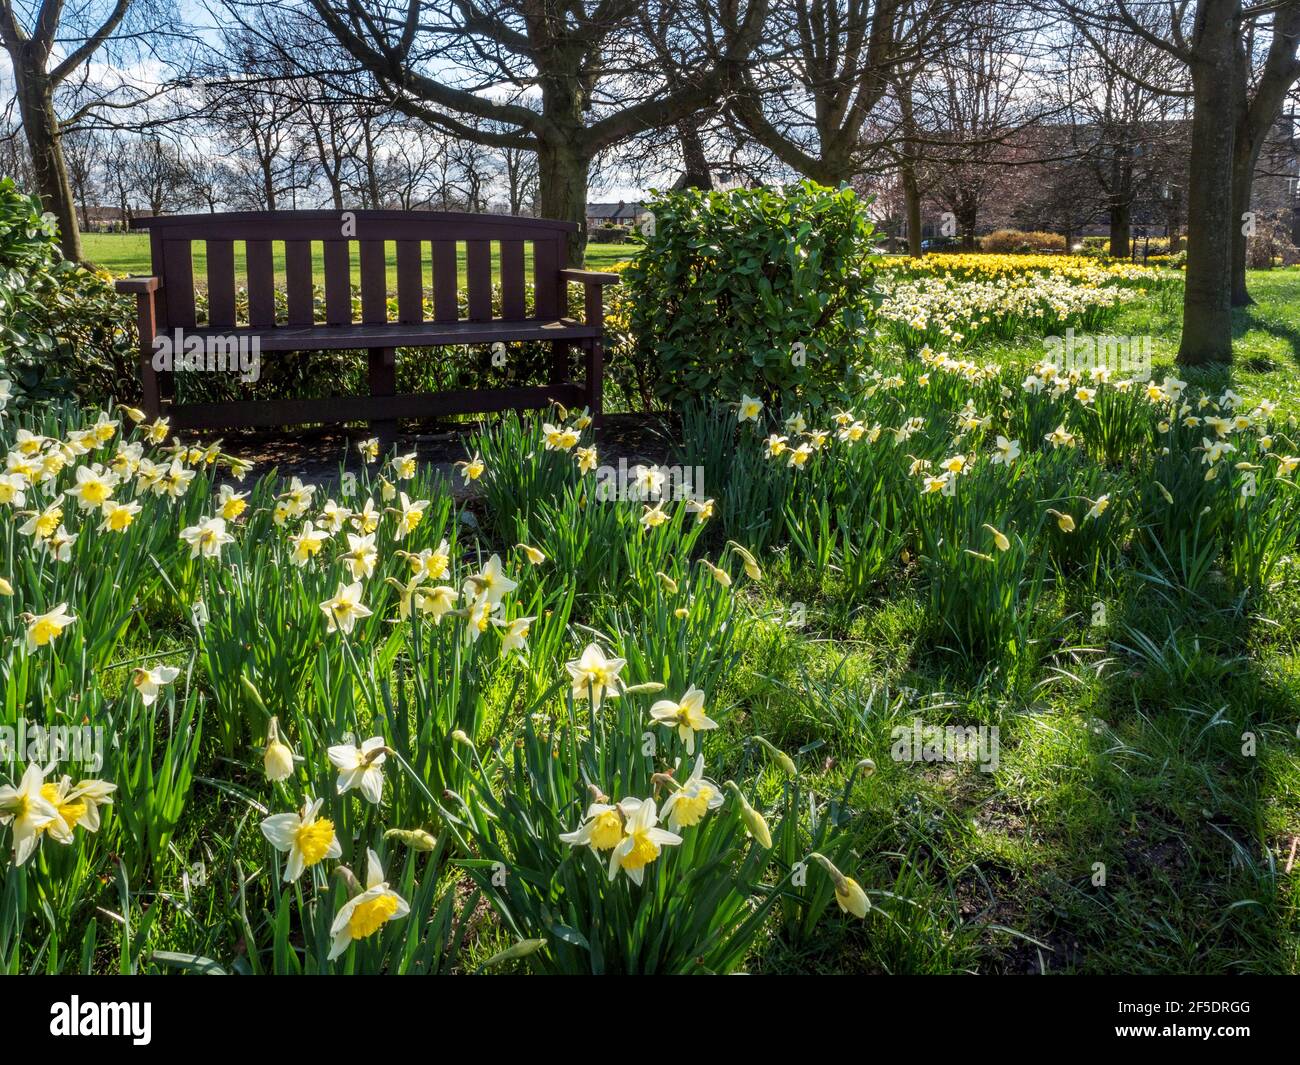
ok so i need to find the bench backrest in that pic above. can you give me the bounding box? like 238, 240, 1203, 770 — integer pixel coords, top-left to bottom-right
133, 211, 575, 331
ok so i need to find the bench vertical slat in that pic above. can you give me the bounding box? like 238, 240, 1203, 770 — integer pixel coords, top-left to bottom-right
396, 240, 423, 324
206, 239, 237, 328
285, 240, 314, 326
360, 239, 387, 324
500, 240, 525, 319
466, 239, 491, 322
432, 241, 458, 322
246, 240, 275, 327
323, 240, 351, 326
533, 238, 559, 318
162, 240, 196, 329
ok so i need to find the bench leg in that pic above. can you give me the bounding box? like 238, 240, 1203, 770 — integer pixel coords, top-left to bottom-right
549, 339, 568, 386
585, 337, 603, 427
368, 347, 398, 453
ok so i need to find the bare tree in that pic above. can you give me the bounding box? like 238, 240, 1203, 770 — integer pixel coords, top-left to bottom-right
223, 0, 768, 261
0, 0, 179, 258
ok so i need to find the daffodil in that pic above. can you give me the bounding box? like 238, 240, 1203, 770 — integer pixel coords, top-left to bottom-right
649, 686, 718, 754
25, 603, 76, 651
180, 516, 234, 559
415, 584, 458, 621
132, 664, 181, 706
0, 763, 59, 865
566, 643, 625, 709
357, 437, 380, 462
1048, 509, 1076, 533
992, 435, 1021, 465
575, 445, 599, 474
462, 553, 516, 605
327, 848, 409, 959
737, 394, 763, 422
660, 756, 724, 830
607, 798, 681, 884
217, 485, 249, 521
261, 797, 341, 882
393, 492, 427, 540
561, 798, 635, 852
517, 543, 545, 565
983, 524, 1011, 551
65, 464, 118, 509
456, 453, 486, 482
320, 581, 373, 635
290, 521, 329, 565
341, 533, 378, 580
99, 499, 141, 532
496, 615, 534, 657
263, 717, 297, 782
1085, 494, 1111, 520
327, 736, 388, 803
640, 502, 669, 529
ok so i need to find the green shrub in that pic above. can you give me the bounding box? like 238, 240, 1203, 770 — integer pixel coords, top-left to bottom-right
624, 182, 877, 413
0, 177, 139, 408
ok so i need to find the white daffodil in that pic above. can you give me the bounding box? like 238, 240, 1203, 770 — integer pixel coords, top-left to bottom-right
0, 764, 59, 865
340, 533, 378, 581
566, 643, 625, 709
660, 756, 725, 831
462, 553, 516, 606
261, 797, 341, 882
560, 797, 638, 852
327, 848, 409, 960
180, 516, 234, 559
132, 664, 181, 706
290, 521, 329, 566
327, 736, 387, 804
649, 686, 718, 754
25, 603, 76, 651
320, 581, 373, 635
496, 615, 534, 658
64, 464, 118, 509
607, 798, 681, 885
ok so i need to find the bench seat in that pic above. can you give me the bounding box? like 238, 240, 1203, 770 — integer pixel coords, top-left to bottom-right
174, 317, 598, 352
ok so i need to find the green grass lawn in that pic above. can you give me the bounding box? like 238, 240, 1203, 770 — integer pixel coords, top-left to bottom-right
724, 267, 1300, 973
83, 231, 635, 288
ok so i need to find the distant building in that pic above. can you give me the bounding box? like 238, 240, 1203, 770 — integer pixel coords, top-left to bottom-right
585, 200, 650, 230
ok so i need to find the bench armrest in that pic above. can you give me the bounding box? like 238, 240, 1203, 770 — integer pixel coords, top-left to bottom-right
559, 268, 620, 286
116, 275, 161, 295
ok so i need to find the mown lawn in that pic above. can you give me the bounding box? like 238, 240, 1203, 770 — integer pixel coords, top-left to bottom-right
721, 267, 1300, 973
82, 232, 635, 287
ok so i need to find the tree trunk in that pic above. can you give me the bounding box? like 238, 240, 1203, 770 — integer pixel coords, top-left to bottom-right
1108, 199, 1131, 259
1229, 139, 1259, 304
11, 65, 83, 261
536, 139, 591, 264
902, 164, 922, 256
1178, 1, 1237, 366
676, 119, 713, 191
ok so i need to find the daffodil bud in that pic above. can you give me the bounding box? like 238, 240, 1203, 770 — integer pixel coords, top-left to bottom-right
726, 782, 772, 849
811, 853, 869, 918
0, 576, 12, 596
385, 827, 438, 851
241, 675, 269, 715
517, 543, 546, 565
656, 571, 679, 595
451, 729, 473, 747
481, 938, 548, 968
702, 560, 732, 588
755, 736, 796, 776
857, 758, 876, 777
727, 541, 762, 581
623, 681, 667, 695
263, 716, 295, 782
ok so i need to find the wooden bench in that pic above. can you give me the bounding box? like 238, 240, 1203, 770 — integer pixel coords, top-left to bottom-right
115, 210, 619, 441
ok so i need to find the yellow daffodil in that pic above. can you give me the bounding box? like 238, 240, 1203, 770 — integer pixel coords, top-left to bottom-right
328, 849, 409, 959
261, 797, 341, 882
